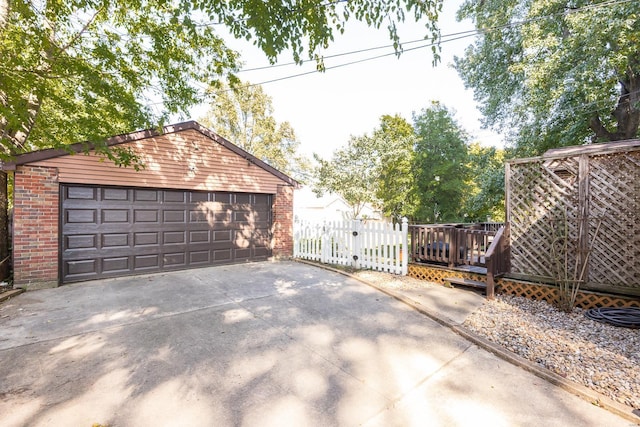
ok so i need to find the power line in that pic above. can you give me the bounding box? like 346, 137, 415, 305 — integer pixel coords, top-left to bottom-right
141, 0, 635, 110
238, 28, 479, 73
225, 0, 634, 90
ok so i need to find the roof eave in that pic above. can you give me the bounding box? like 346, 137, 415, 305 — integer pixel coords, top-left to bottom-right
1, 121, 300, 188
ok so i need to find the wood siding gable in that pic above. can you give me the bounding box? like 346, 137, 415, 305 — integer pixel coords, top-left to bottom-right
4, 122, 298, 194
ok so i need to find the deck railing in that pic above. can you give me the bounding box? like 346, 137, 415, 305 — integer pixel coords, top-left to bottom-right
484, 224, 511, 299
409, 223, 502, 268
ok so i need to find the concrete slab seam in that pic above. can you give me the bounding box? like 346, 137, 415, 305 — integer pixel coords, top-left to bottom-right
0, 298, 241, 353
295, 259, 640, 425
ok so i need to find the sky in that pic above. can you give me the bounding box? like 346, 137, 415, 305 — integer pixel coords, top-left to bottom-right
191, 0, 504, 160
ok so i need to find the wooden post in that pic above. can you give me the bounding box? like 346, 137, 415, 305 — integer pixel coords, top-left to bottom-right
504, 162, 511, 224
448, 227, 458, 268
577, 155, 590, 284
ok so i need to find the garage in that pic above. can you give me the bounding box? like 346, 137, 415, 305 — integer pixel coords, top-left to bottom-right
61, 185, 273, 283
3, 121, 297, 289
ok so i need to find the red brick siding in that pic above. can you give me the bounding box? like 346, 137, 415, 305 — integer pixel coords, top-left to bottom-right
13, 166, 59, 288
272, 185, 294, 257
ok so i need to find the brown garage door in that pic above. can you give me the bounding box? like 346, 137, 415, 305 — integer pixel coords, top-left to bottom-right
60, 185, 272, 283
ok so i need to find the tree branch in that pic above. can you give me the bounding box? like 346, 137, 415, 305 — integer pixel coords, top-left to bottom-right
589, 114, 613, 142
55, 6, 104, 57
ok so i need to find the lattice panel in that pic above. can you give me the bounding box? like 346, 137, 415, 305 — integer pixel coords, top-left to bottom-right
497, 279, 640, 309
497, 279, 559, 304
508, 158, 580, 279
587, 152, 640, 292
507, 148, 640, 297
408, 264, 486, 284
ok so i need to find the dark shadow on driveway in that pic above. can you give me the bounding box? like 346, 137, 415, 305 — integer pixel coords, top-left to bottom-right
0, 261, 629, 426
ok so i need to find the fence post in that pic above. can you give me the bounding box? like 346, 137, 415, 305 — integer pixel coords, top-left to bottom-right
401, 217, 408, 275
448, 227, 457, 268
352, 219, 361, 269
321, 221, 329, 264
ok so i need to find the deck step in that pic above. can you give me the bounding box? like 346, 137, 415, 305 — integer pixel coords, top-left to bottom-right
444, 277, 487, 289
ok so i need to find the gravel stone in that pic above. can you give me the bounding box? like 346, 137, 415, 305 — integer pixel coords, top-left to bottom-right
354, 270, 640, 410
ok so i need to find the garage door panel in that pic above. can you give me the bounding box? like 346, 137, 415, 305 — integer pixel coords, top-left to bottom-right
134, 232, 159, 246
213, 249, 232, 262
102, 257, 130, 273
163, 231, 186, 245
254, 194, 271, 205
164, 252, 186, 267
189, 230, 210, 243
163, 210, 186, 223
66, 259, 97, 276
213, 230, 232, 242
102, 188, 130, 201
190, 251, 211, 264
213, 211, 231, 223
61, 186, 273, 283
134, 210, 159, 223
66, 234, 97, 250
102, 209, 129, 223
134, 189, 158, 202
102, 233, 129, 248
67, 186, 97, 200
134, 254, 160, 269
164, 190, 186, 203
254, 247, 270, 258
189, 210, 209, 222
66, 209, 97, 224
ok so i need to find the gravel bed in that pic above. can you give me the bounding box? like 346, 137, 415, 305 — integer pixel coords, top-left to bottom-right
353, 270, 640, 410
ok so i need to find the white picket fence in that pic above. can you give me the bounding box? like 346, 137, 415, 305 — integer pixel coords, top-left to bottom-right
294, 218, 408, 275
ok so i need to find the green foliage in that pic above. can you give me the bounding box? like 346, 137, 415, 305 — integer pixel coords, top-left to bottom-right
313, 107, 507, 223
455, 0, 640, 156
463, 143, 505, 222
0, 0, 443, 162
412, 102, 469, 222
313, 135, 380, 219
0, 0, 239, 164
312, 114, 415, 220
372, 115, 416, 221
200, 82, 309, 180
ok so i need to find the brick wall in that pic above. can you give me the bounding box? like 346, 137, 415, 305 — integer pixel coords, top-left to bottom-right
13, 166, 59, 288
272, 184, 294, 258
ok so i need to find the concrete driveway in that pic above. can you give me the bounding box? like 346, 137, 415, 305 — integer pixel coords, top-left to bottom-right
0, 261, 630, 426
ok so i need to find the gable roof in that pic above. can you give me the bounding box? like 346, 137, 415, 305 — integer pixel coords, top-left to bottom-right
1, 121, 299, 187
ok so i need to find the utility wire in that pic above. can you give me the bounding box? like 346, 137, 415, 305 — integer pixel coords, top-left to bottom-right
231, 0, 635, 88
148, 0, 636, 107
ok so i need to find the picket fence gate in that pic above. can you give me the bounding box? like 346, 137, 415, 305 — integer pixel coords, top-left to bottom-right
294, 218, 408, 275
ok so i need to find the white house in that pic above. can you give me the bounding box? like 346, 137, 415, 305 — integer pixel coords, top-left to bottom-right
293, 187, 382, 222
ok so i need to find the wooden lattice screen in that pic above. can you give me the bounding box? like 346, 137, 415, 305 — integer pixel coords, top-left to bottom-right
506, 141, 640, 297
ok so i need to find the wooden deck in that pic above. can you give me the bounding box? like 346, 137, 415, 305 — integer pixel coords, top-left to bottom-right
452, 264, 487, 275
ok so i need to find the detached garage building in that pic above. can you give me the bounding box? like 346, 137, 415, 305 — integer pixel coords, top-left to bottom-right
2, 121, 298, 289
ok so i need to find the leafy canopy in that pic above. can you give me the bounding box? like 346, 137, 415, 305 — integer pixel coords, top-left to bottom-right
455, 0, 640, 156
200, 81, 310, 180
312, 133, 380, 220
0, 0, 443, 163
412, 102, 469, 223
312, 114, 415, 220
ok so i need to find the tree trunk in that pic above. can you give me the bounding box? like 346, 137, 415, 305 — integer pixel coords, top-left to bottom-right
589, 65, 640, 142
0, 171, 9, 282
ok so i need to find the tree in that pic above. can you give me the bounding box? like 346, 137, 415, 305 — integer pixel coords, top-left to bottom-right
463, 143, 505, 222
200, 82, 309, 179
412, 102, 469, 223
312, 115, 415, 220
312, 135, 379, 219
455, 0, 640, 156
0, 0, 443, 163
373, 115, 416, 221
